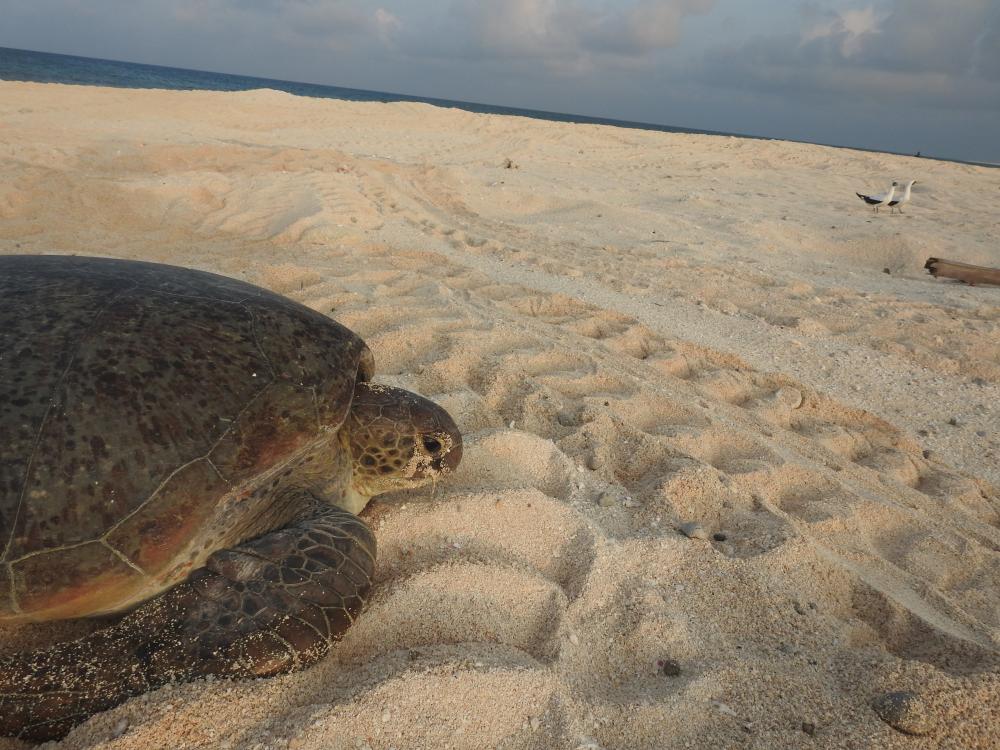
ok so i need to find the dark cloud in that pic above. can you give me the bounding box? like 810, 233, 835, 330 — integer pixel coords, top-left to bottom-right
176, 0, 381, 47
402, 0, 715, 73
583, 0, 715, 55
4, 0, 388, 56
871, 0, 1000, 77
698, 1, 1000, 111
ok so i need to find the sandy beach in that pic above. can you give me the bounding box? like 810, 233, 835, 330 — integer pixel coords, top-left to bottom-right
0, 81, 998, 749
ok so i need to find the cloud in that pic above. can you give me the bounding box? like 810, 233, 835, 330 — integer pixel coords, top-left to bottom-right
411, 0, 715, 74
582, 0, 715, 56
374, 8, 402, 37
14, 0, 711, 76
698, 0, 1000, 110
4, 0, 396, 56
800, 6, 885, 57
170, 0, 385, 49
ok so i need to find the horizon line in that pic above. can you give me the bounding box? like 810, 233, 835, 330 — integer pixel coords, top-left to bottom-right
1, 45, 995, 170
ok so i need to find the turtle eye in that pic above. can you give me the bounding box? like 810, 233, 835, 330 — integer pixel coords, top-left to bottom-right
422, 436, 443, 455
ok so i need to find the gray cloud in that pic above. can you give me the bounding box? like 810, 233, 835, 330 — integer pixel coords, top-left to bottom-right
871, 0, 1000, 77
399, 0, 715, 73
172, 0, 382, 48
698, 1, 1000, 111
5, 0, 390, 58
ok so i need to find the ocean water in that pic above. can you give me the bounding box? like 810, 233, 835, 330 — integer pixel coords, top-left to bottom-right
0, 46, 722, 139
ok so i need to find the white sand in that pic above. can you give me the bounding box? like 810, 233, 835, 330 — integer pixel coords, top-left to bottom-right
0, 82, 997, 749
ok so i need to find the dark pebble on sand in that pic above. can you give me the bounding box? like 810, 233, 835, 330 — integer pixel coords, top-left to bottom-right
872, 691, 933, 735
657, 659, 682, 676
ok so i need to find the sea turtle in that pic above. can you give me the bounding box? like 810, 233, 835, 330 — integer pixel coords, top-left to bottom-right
0, 254, 462, 741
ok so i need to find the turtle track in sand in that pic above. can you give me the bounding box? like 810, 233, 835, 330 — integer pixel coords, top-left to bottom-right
0, 87, 997, 748
15, 240, 994, 750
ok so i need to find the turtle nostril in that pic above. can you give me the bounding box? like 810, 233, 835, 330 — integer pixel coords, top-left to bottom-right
422, 436, 442, 455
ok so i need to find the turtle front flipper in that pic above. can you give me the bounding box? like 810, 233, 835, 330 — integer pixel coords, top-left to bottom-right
0, 502, 376, 742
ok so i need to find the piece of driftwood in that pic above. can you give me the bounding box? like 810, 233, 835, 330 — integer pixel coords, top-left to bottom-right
924, 257, 1000, 287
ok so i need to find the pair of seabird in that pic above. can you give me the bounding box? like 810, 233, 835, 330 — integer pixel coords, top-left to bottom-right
888, 180, 917, 213
856, 180, 917, 214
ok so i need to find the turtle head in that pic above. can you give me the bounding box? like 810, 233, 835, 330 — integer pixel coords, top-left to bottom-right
345, 382, 462, 501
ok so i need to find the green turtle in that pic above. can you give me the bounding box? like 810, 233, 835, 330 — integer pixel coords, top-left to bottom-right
0, 254, 462, 741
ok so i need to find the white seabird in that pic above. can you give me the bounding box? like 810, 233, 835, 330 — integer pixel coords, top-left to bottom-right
856, 181, 897, 213
888, 180, 917, 214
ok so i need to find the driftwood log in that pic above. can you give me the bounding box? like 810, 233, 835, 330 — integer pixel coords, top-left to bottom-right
924, 257, 1000, 287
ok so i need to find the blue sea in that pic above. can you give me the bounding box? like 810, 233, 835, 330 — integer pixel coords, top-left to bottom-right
0, 46, 724, 139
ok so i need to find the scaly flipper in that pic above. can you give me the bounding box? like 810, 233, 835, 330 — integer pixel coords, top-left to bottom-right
0, 501, 375, 742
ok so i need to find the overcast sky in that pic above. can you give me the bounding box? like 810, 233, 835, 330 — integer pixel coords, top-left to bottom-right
3, 0, 998, 163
